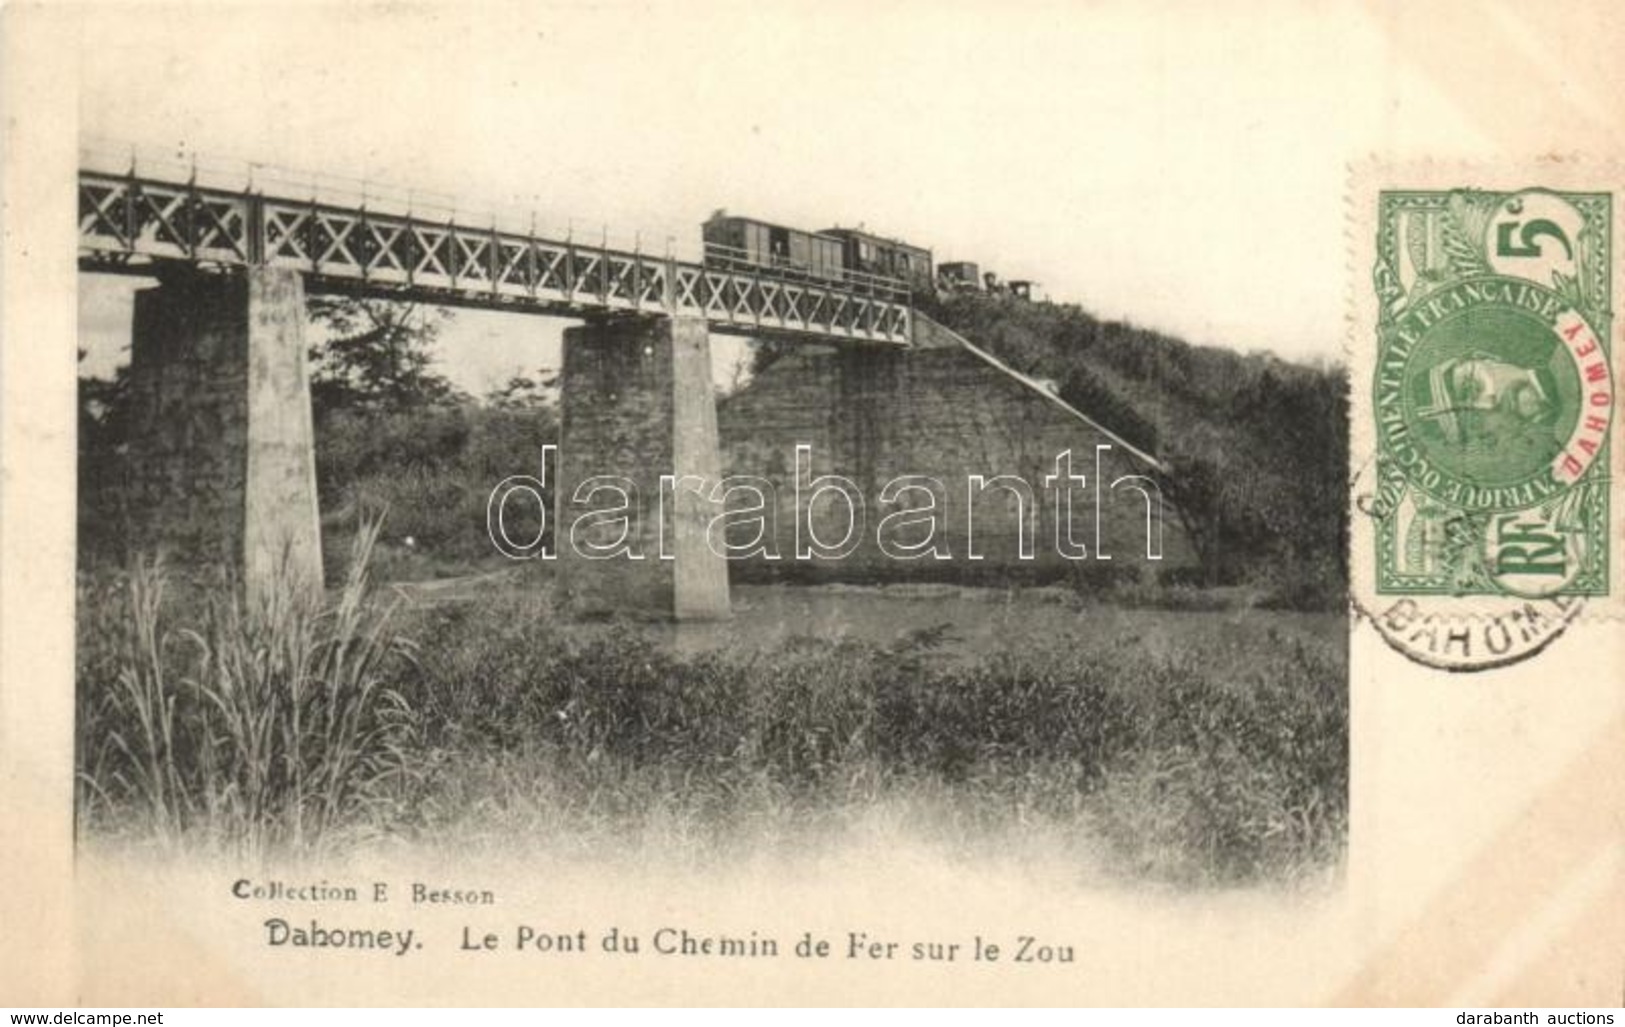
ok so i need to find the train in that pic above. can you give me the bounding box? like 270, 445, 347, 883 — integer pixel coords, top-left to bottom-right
701, 211, 1040, 302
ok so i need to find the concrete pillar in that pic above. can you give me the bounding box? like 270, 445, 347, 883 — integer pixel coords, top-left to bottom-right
124, 267, 323, 606
556, 314, 730, 620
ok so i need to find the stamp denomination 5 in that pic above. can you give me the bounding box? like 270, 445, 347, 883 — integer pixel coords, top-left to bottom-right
1355, 175, 1617, 670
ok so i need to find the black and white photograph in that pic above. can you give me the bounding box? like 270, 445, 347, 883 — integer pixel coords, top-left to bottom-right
3, 0, 1622, 1010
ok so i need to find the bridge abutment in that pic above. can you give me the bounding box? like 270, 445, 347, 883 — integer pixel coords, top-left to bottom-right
124, 267, 323, 605
556, 314, 730, 620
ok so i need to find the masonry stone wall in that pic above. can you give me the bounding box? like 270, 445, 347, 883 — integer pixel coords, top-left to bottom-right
716, 339, 1197, 586
556, 315, 730, 619
126, 273, 252, 568
122, 268, 323, 601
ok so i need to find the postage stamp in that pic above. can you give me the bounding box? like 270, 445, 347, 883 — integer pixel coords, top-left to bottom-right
1353, 166, 1620, 670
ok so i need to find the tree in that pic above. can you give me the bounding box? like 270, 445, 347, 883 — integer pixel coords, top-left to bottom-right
747, 337, 800, 378
306, 297, 462, 419
77, 350, 136, 562
485, 368, 558, 410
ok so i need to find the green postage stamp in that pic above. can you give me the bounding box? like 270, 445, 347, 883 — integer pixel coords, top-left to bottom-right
1353, 167, 1621, 671
1370, 187, 1612, 601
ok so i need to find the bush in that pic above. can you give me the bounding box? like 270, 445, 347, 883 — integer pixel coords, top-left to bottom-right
317, 403, 555, 578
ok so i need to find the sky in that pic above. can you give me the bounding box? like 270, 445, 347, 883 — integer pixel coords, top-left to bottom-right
74, 1, 1615, 394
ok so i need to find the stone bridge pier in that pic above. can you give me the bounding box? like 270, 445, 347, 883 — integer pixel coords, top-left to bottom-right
123, 266, 323, 607
121, 274, 733, 620
555, 314, 731, 620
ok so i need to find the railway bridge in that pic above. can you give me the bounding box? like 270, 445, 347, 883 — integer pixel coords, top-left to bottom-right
79, 156, 917, 620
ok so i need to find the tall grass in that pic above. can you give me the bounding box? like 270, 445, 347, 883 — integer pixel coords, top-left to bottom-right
75, 522, 416, 856
77, 550, 1347, 885
378, 601, 1347, 885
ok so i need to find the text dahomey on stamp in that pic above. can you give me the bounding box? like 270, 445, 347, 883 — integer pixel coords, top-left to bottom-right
1352, 167, 1618, 671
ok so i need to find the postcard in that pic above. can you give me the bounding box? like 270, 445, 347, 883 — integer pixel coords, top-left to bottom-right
2, 0, 1620, 1007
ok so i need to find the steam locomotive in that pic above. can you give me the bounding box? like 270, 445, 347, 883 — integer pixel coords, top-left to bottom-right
701, 211, 1039, 301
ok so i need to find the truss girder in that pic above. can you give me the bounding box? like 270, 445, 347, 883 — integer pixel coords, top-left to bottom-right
77, 171, 910, 344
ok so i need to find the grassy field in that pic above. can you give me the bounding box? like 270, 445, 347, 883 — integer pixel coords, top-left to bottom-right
74, 546, 1347, 889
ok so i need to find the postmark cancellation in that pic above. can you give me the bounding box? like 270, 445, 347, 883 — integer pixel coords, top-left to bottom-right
1351, 161, 1622, 670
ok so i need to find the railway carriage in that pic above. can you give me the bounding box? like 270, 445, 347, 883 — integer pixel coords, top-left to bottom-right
938, 261, 982, 291
819, 227, 933, 291
702, 212, 844, 281
700, 210, 1019, 305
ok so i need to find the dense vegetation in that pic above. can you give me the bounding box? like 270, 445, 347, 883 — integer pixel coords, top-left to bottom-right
74, 290, 1350, 885
77, 297, 555, 578
80, 291, 1347, 602
76, 551, 1346, 885
920, 292, 1348, 605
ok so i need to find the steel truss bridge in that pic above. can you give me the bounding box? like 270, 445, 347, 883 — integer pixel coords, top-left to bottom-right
77, 168, 912, 345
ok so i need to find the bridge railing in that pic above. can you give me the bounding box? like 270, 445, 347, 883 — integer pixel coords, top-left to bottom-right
78, 140, 662, 254
699, 241, 912, 304
77, 161, 911, 344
